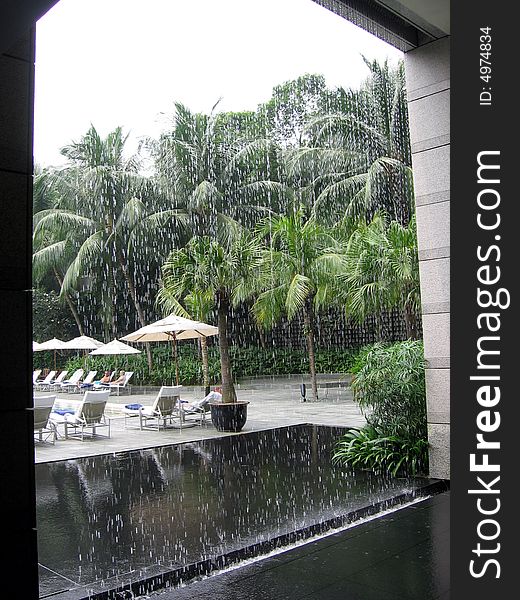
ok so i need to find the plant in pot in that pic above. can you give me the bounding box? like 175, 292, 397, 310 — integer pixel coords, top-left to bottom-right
161, 234, 263, 431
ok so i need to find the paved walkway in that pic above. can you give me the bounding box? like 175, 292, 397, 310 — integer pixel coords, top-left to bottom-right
35, 383, 365, 463
145, 492, 450, 600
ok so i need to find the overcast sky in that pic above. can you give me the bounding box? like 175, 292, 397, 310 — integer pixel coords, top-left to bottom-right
34, 0, 402, 167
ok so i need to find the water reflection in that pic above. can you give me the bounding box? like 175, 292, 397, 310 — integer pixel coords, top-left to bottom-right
36, 425, 421, 594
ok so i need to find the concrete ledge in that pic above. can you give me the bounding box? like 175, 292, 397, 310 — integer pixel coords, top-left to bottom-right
44, 477, 449, 600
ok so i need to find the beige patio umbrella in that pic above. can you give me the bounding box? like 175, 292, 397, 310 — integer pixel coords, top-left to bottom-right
35, 337, 68, 371
121, 314, 218, 386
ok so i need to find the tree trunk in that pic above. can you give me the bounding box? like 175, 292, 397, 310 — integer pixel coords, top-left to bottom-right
375, 310, 384, 342
54, 270, 84, 335
200, 336, 210, 395
303, 301, 319, 402
118, 256, 153, 370
256, 323, 267, 349
217, 291, 236, 404
404, 302, 419, 340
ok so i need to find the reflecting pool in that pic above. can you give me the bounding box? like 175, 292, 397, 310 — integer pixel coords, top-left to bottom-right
36, 425, 438, 598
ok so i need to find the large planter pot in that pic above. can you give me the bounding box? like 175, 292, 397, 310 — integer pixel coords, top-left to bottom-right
210, 401, 249, 432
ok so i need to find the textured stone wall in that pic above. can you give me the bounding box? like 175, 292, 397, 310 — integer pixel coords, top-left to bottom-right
405, 37, 450, 479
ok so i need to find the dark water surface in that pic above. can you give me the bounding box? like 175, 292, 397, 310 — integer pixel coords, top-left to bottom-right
36, 425, 432, 598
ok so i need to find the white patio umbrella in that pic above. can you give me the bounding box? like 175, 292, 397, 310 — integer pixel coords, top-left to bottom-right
89, 339, 142, 356
34, 337, 68, 370
89, 339, 142, 376
33, 341, 42, 351
63, 335, 105, 369
121, 314, 218, 385
63, 335, 104, 350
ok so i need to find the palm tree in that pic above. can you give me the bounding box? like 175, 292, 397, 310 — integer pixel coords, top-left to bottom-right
149, 102, 286, 240
252, 206, 344, 401
161, 233, 263, 404
33, 125, 185, 366
32, 230, 85, 336
32, 167, 85, 335
341, 213, 421, 340
288, 59, 414, 227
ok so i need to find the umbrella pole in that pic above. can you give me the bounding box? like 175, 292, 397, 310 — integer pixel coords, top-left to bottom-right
172, 335, 179, 386
170, 336, 182, 430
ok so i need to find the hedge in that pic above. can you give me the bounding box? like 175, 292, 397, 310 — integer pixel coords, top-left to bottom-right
36, 344, 362, 386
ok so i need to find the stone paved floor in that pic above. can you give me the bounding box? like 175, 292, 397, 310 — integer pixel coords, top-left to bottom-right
35, 384, 365, 463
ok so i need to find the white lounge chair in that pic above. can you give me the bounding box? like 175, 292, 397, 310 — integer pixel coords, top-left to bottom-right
124, 385, 182, 430
48, 370, 69, 391
182, 391, 221, 426
109, 371, 134, 396
33, 369, 42, 385
50, 390, 111, 440
33, 395, 57, 444
59, 369, 85, 393
35, 370, 56, 391
76, 370, 98, 391
91, 370, 116, 390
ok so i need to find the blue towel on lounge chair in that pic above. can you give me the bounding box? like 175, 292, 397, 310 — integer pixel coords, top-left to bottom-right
125, 403, 143, 410
52, 408, 75, 415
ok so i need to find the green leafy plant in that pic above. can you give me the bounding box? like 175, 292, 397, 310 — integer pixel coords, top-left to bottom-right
333, 426, 429, 476
55, 344, 362, 387
334, 340, 428, 476
351, 339, 426, 439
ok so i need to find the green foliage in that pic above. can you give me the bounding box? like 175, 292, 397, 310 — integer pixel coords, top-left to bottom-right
257, 74, 328, 145
332, 426, 429, 476
58, 344, 360, 387
33, 125, 177, 338
32, 288, 78, 342
347, 345, 375, 375
302, 59, 413, 225
341, 213, 420, 339
351, 340, 426, 439
333, 340, 428, 476
34, 62, 416, 368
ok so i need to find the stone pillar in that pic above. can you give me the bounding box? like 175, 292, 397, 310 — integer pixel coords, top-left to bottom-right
0, 31, 39, 595
404, 37, 450, 479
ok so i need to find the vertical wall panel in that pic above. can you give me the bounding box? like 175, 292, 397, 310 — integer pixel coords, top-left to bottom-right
405, 37, 450, 479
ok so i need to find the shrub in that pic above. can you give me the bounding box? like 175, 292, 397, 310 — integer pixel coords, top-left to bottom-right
332, 426, 429, 476
57, 344, 362, 386
33, 288, 78, 342
335, 340, 429, 476
351, 340, 427, 439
